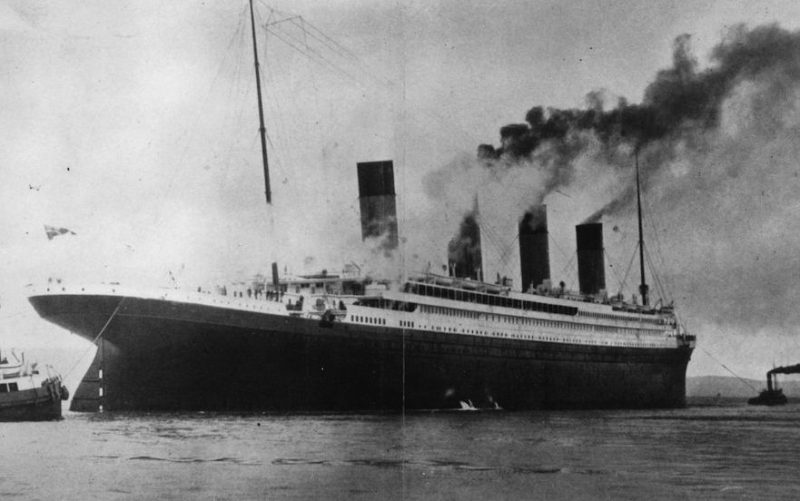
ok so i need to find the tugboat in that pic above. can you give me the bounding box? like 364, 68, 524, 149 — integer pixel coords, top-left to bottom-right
0, 349, 69, 421
748, 364, 799, 406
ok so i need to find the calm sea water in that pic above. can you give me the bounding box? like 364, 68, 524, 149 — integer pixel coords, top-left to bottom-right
1, 399, 799, 500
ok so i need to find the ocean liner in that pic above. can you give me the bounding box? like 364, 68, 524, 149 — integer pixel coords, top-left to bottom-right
28, 2, 694, 412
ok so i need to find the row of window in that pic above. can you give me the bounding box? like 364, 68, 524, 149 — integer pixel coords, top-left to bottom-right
406, 282, 578, 316
351, 309, 666, 340
351, 315, 386, 326
578, 309, 672, 326
418, 305, 665, 336
354, 299, 418, 312
348, 311, 668, 347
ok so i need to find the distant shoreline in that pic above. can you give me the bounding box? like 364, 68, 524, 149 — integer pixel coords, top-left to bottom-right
688, 375, 800, 399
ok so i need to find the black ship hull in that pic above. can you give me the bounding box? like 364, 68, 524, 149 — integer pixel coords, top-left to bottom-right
30, 293, 692, 412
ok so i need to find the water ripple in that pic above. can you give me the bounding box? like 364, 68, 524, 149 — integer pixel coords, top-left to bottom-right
129, 455, 258, 465
270, 456, 568, 475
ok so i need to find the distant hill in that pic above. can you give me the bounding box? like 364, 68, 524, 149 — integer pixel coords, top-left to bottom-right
688, 376, 800, 398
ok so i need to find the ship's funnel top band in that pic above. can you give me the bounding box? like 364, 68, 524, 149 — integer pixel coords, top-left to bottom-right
357, 161, 395, 197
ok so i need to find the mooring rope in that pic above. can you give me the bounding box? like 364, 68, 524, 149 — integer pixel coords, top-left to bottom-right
699, 346, 758, 392
62, 297, 126, 380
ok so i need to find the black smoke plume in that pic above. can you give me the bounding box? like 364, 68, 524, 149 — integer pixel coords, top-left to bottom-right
448, 207, 482, 280
426, 22, 800, 374
476, 24, 800, 221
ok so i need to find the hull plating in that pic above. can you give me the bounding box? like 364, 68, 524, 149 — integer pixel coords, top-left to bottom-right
30, 294, 692, 412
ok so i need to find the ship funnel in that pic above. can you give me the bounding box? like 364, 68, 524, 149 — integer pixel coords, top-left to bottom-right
447, 206, 482, 280
576, 223, 606, 295
519, 205, 550, 293
357, 160, 398, 250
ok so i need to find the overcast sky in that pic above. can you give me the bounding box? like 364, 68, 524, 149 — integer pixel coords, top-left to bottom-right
3, 0, 800, 382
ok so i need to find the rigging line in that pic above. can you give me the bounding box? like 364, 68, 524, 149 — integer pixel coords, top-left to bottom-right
151, 4, 249, 231
259, 69, 293, 172
644, 245, 669, 304
548, 231, 571, 262
261, 81, 307, 191
699, 347, 759, 392
471, 218, 517, 279
258, 61, 294, 194
264, 15, 302, 28
263, 35, 364, 97
643, 214, 672, 303
288, 17, 362, 63
255, 4, 482, 172
547, 235, 577, 286
282, 18, 393, 88
604, 248, 626, 295
230, 13, 251, 100
642, 196, 673, 298
296, 16, 327, 185
263, 128, 291, 184
254, 0, 296, 23
620, 244, 639, 294
264, 7, 482, 148
490, 234, 519, 277
216, 4, 250, 93
258, 16, 300, 186
287, 18, 361, 64
220, 14, 254, 173
256, 0, 362, 66
471, 226, 508, 274
259, 53, 292, 165
498, 234, 519, 267
558, 254, 577, 284
265, 27, 365, 87
476, 215, 510, 252
478, 221, 517, 268
644, 247, 667, 304
268, 23, 385, 94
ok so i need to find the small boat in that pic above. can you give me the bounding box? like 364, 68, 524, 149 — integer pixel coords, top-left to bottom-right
0, 349, 69, 421
748, 364, 798, 406
747, 389, 787, 406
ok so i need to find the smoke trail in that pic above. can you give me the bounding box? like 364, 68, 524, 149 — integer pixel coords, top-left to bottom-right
447, 205, 482, 279
475, 24, 800, 222
425, 23, 800, 337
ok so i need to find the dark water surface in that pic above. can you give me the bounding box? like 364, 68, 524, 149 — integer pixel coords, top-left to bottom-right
2, 400, 799, 500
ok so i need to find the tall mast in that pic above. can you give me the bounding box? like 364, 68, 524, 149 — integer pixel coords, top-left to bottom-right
636, 149, 649, 306
249, 0, 272, 205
